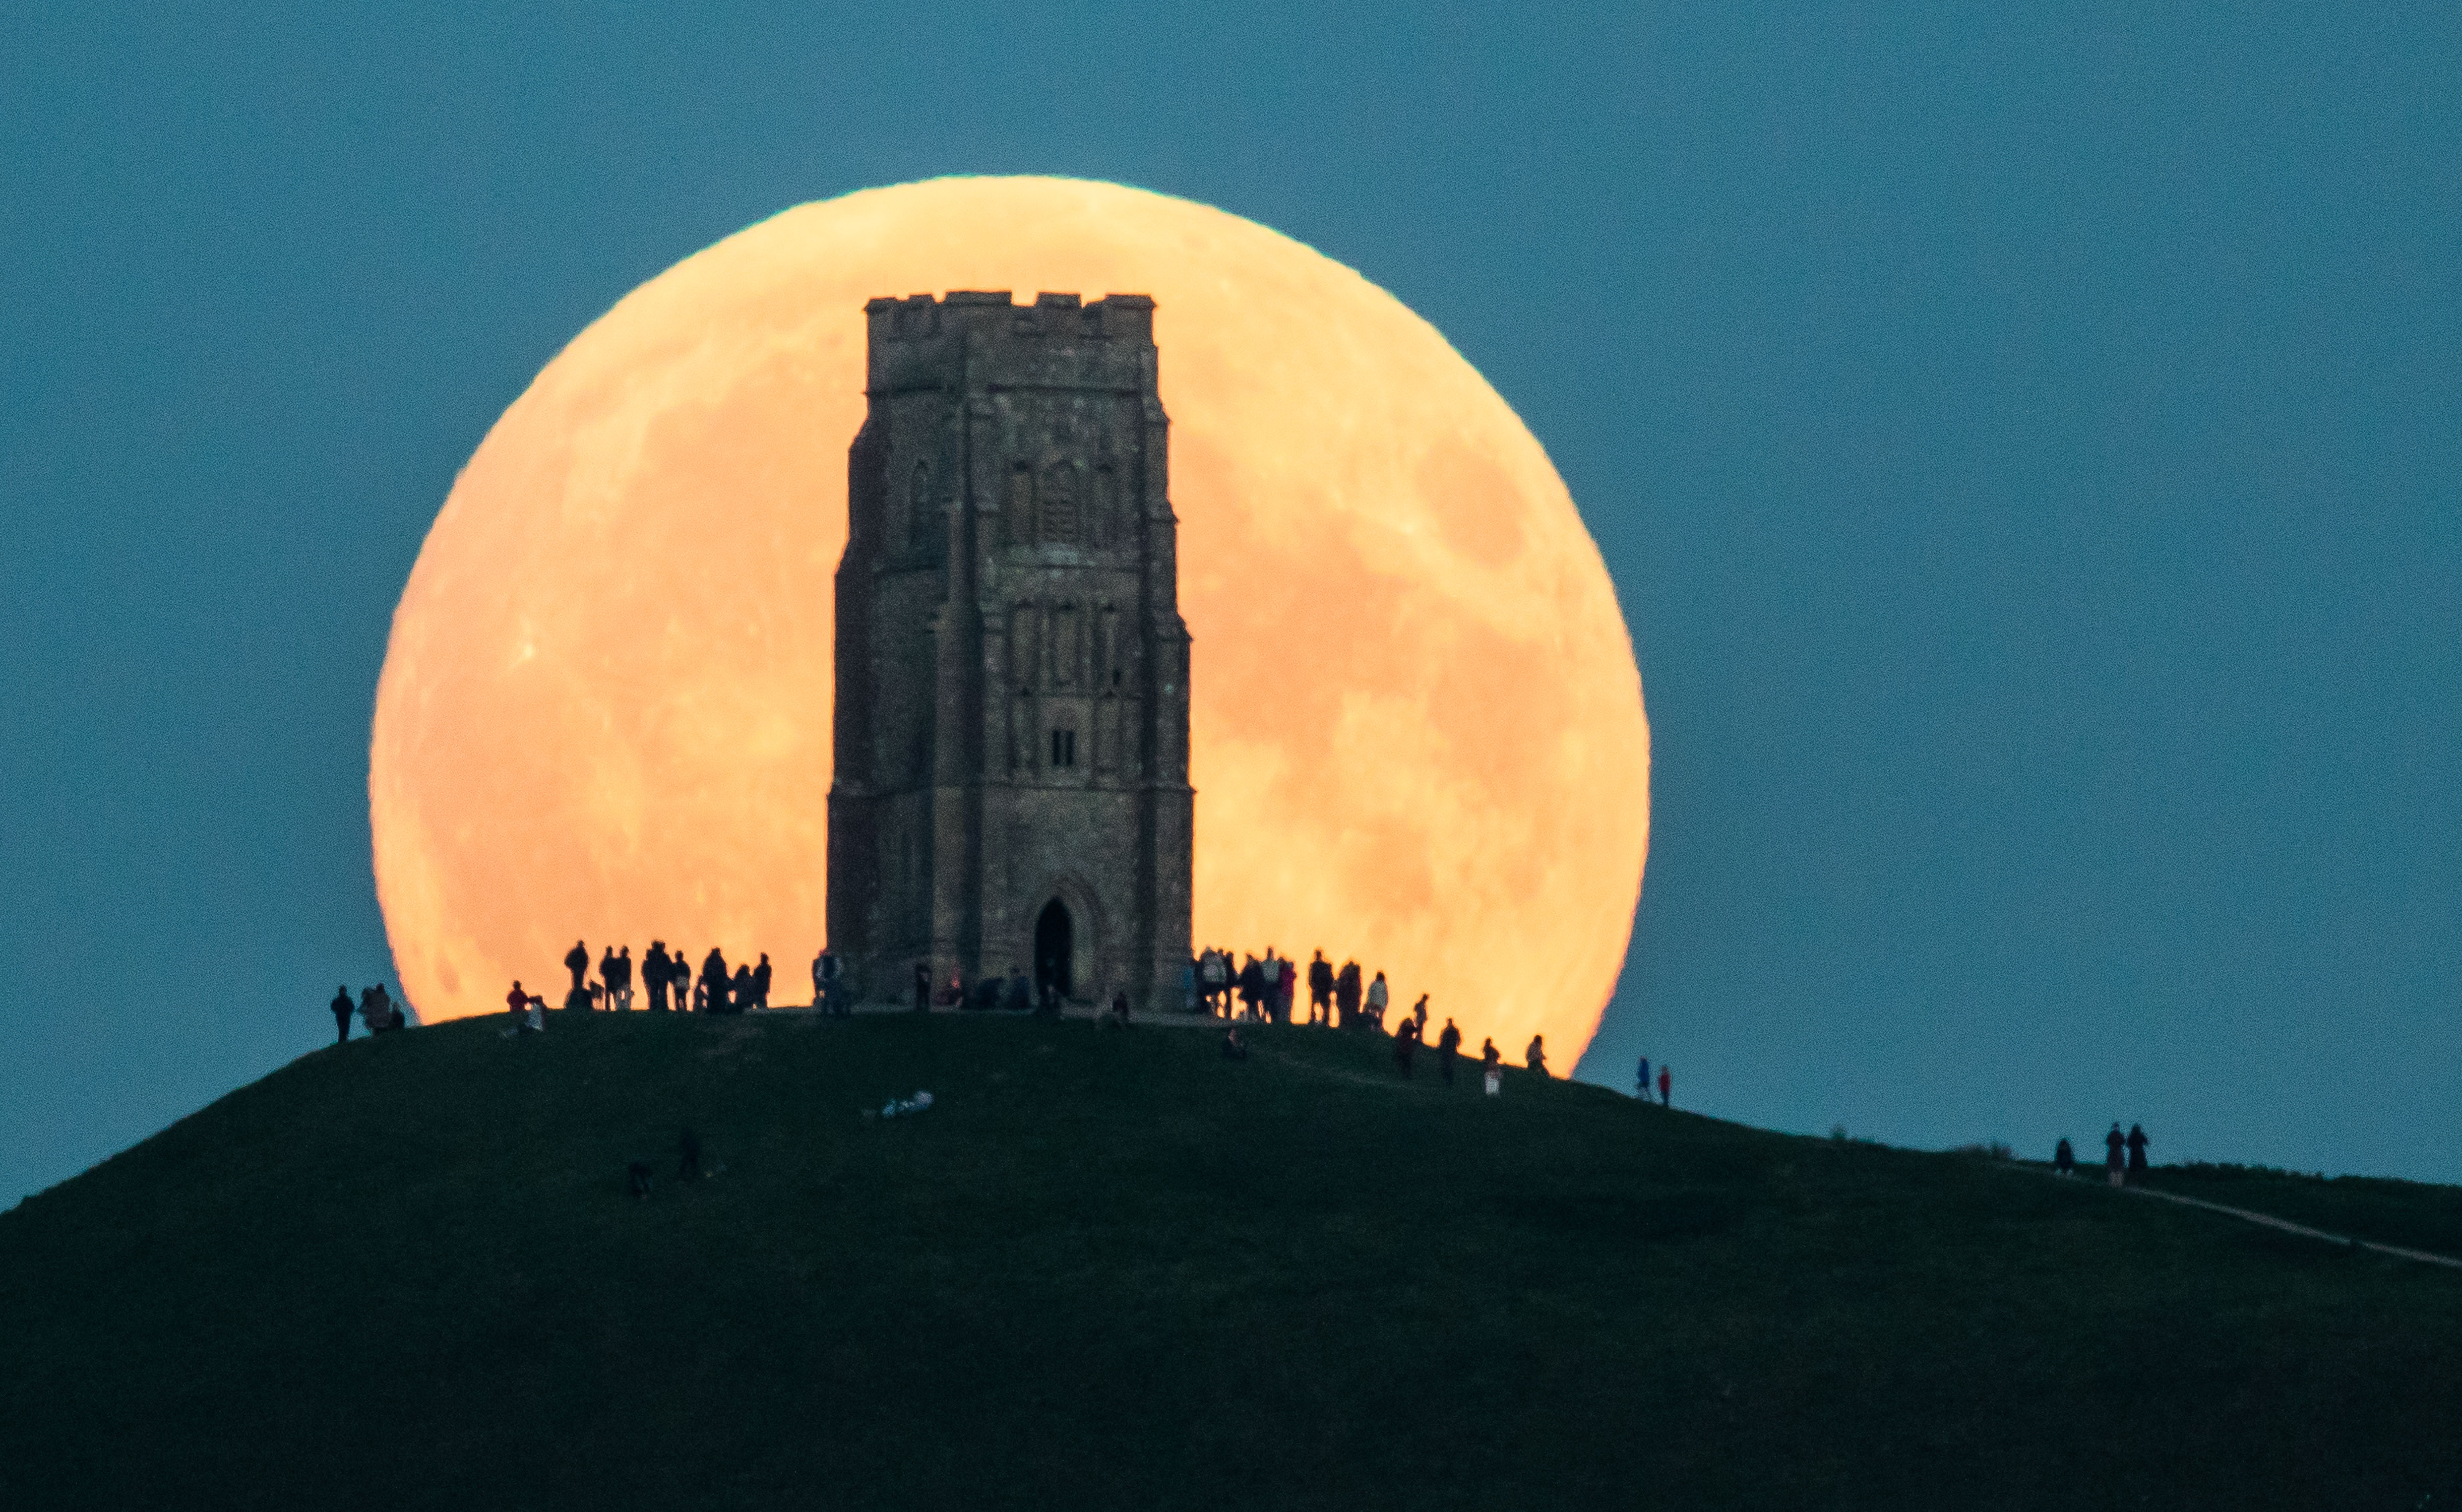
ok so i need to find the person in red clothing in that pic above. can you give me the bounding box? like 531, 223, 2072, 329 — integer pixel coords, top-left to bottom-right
1656, 1065, 1671, 1107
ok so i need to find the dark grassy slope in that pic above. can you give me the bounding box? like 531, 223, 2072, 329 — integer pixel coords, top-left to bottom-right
1, 1015, 2455, 1511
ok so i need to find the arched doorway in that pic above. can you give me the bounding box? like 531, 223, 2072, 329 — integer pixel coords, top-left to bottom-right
1035, 898, 1074, 1001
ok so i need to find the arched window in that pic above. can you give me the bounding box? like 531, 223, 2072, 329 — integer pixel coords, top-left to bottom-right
1039, 463, 1079, 544
1093, 465, 1119, 548
909, 461, 933, 552
1005, 465, 1035, 547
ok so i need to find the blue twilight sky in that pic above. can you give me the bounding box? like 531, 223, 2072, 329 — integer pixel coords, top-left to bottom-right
4, 4, 2457, 1205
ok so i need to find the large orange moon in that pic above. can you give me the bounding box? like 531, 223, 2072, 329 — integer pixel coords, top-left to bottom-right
372, 176, 1648, 1063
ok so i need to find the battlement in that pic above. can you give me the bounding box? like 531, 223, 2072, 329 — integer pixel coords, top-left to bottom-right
863, 290, 1155, 345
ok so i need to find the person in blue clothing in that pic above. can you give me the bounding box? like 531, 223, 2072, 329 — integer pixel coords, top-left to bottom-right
1637, 1056, 1651, 1100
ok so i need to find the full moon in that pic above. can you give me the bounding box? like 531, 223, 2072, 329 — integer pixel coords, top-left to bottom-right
372, 176, 1648, 1064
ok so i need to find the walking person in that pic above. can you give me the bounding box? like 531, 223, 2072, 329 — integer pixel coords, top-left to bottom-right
2104, 1123, 2126, 1187
1437, 1019, 1461, 1085
329, 985, 354, 1044
2126, 1123, 2149, 1180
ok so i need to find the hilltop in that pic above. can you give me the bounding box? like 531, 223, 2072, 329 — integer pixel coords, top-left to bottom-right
2, 1010, 2455, 1509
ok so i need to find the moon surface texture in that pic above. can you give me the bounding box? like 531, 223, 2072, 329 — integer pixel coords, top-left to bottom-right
371, 176, 1649, 1063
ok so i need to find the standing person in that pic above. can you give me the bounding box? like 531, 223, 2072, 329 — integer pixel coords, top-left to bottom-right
753, 953, 773, 1011
1437, 1019, 1462, 1085
730, 963, 755, 1015
912, 960, 932, 1013
1657, 1064, 1671, 1107
700, 947, 729, 1015
612, 947, 634, 1011
1481, 1037, 1502, 1096
2125, 1123, 2149, 1179
1393, 1019, 1418, 1078
1637, 1056, 1651, 1100
645, 943, 671, 1012
1365, 971, 1389, 1031
811, 949, 829, 1012
565, 939, 589, 998
2054, 1138, 2076, 1176
1335, 962, 1362, 1029
1237, 955, 1264, 1022
1410, 994, 1430, 1039
1526, 1034, 1548, 1077
329, 985, 354, 1044
506, 980, 531, 1026
2104, 1123, 2126, 1187
599, 946, 619, 1007
1277, 958, 1298, 1025
1260, 953, 1282, 1023
1308, 951, 1333, 1025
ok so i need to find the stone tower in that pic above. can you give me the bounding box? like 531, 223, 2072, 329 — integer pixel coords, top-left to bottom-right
827, 290, 1193, 1010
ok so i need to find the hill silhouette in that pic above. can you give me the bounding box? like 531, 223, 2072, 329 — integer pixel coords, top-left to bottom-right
2, 1011, 2456, 1509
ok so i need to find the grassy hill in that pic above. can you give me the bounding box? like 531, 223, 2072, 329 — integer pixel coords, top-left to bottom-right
2, 1010, 2455, 1510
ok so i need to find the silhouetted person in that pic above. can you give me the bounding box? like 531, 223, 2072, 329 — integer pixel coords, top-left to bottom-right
330, 985, 354, 1044
1526, 1034, 1548, 1077
913, 960, 931, 1013
1411, 994, 1430, 1038
1365, 971, 1389, 1031
2054, 1138, 2076, 1176
1110, 989, 1131, 1026
730, 963, 754, 1015
700, 948, 728, 1015
599, 946, 618, 1007
1393, 1020, 1418, 1077
1437, 1019, 1461, 1085
1335, 961, 1361, 1029
2126, 1123, 2149, 1176
565, 939, 589, 996
1482, 1037, 1502, 1096
646, 943, 671, 1011
753, 953, 772, 1010
617, 947, 638, 1010
679, 1127, 702, 1181
1308, 950, 1333, 1024
1637, 1056, 1651, 1099
2104, 1124, 2126, 1187
1237, 956, 1263, 1020
1656, 1065, 1671, 1107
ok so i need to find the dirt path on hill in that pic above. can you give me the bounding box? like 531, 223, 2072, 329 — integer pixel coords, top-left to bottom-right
2095, 1178, 2462, 1269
